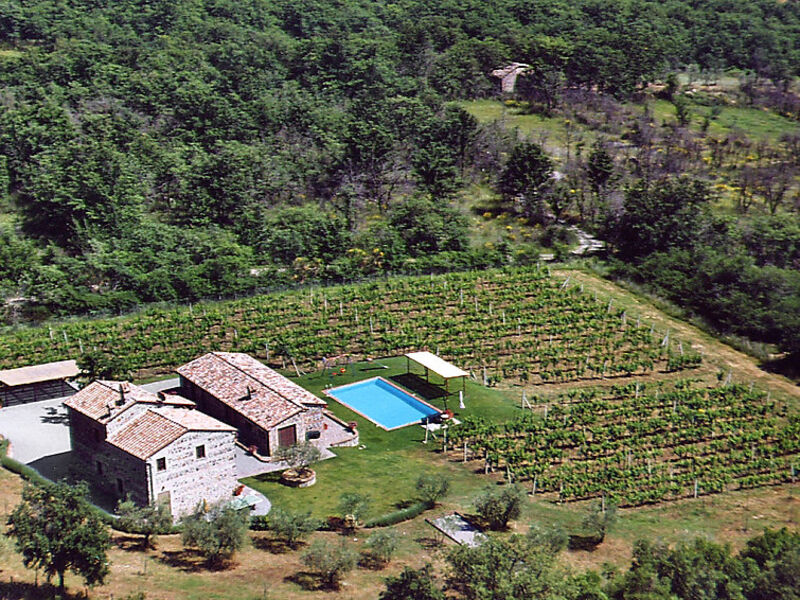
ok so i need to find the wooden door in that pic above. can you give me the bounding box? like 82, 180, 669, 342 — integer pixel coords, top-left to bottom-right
278, 425, 297, 448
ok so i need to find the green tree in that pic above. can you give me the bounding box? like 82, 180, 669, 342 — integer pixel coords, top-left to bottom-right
116, 497, 172, 550
266, 508, 319, 550
301, 538, 358, 589
498, 141, 553, 222
273, 441, 321, 476
77, 350, 131, 381
387, 196, 468, 257
582, 500, 618, 543
473, 484, 526, 531
608, 177, 712, 261
380, 564, 445, 600
181, 502, 249, 566
6, 481, 110, 592
415, 473, 451, 506
365, 529, 400, 567
446, 534, 561, 600
338, 492, 372, 529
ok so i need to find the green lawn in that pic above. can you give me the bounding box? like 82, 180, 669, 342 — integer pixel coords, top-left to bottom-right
242, 356, 520, 520
646, 98, 799, 141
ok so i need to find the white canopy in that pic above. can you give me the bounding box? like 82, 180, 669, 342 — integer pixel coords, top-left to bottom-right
0, 360, 80, 387
405, 352, 468, 380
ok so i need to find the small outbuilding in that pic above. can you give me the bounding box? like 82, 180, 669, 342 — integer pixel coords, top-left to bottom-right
0, 360, 80, 407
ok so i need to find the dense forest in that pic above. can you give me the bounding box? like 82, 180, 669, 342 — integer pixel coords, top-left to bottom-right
1, 0, 799, 359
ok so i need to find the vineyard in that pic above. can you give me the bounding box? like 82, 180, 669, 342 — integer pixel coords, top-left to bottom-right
447, 380, 800, 507
0, 267, 700, 381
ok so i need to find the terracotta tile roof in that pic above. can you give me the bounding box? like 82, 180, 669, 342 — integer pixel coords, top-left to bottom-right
64, 381, 194, 424
107, 410, 186, 460
176, 353, 325, 430
154, 406, 236, 432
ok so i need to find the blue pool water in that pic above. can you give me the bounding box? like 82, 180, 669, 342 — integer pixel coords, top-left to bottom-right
326, 377, 441, 430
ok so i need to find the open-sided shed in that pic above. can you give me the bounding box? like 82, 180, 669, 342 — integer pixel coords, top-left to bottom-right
0, 360, 79, 407
405, 351, 468, 396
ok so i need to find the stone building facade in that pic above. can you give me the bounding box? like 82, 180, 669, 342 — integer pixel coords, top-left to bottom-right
177, 352, 329, 457
64, 381, 237, 521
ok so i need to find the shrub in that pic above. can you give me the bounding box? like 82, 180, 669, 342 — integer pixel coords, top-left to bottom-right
364, 529, 399, 566
301, 538, 358, 589
525, 523, 569, 555
267, 507, 319, 549
415, 473, 451, 506
473, 484, 525, 530
364, 501, 429, 528
181, 503, 249, 566
115, 497, 173, 549
338, 492, 371, 528
380, 564, 444, 600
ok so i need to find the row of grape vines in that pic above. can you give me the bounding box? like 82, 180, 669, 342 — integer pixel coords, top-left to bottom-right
0, 267, 699, 381
446, 380, 800, 507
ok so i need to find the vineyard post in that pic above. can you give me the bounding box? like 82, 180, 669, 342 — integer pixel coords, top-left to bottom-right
63, 331, 68, 343
463, 442, 468, 462
679, 341, 684, 355
635, 382, 640, 398
601, 494, 606, 514
694, 479, 698, 499
355, 307, 359, 324
460, 289, 463, 306
79, 340, 83, 354
369, 317, 374, 335
49, 327, 54, 340
265, 342, 270, 362
291, 357, 301, 377
482, 366, 488, 386
339, 301, 344, 317
544, 404, 548, 420
531, 475, 537, 496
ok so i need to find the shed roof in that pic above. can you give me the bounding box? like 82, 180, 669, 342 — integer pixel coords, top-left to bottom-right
176, 353, 325, 431
405, 352, 468, 380
0, 360, 80, 387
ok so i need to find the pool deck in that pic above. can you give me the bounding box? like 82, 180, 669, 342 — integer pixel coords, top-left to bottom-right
324, 376, 442, 431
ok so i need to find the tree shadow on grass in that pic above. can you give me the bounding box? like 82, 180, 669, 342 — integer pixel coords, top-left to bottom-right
358, 552, 388, 570
284, 571, 330, 591
252, 536, 298, 554
114, 533, 148, 553
156, 549, 232, 573
0, 581, 85, 600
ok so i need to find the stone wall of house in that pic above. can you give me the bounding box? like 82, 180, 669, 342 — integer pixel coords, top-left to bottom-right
148, 430, 237, 520
67, 409, 149, 505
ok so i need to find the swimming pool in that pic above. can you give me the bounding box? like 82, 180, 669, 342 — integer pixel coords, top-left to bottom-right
325, 377, 441, 430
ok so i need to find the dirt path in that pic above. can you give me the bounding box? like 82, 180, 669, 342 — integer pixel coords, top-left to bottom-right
553, 269, 800, 403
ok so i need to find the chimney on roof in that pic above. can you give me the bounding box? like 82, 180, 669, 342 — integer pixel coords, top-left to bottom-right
116, 384, 126, 406
157, 391, 166, 403
240, 386, 253, 401
106, 401, 114, 417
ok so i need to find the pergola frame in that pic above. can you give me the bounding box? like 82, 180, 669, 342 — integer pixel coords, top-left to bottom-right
404, 351, 467, 396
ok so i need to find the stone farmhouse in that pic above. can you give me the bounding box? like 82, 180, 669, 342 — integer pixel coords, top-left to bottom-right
177, 352, 353, 457
63, 380, 237, 520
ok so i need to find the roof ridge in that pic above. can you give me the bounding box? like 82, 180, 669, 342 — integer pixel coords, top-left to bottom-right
213, 352, 305, 409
